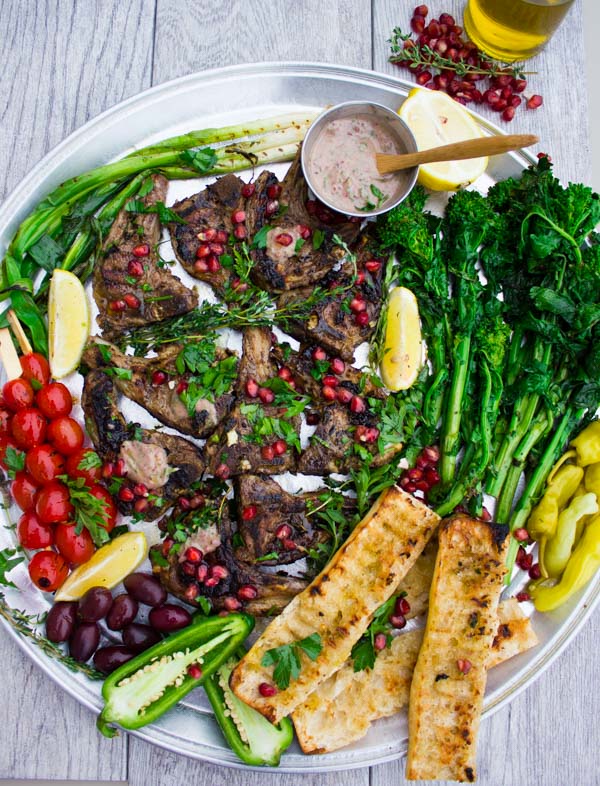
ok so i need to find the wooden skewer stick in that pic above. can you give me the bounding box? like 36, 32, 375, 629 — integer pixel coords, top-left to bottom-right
0, 327, 22, 381
6, 309, 32, 355
376, 134, 539, 175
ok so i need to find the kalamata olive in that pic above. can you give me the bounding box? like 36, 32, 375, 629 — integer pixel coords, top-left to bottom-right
123, 572, 167, 607
122, 623, 162, 653
78, 586, 113, 622
149, 604, 192, 633
45, 601, 78, 643
69, 622, 100, 662
93, 645, 135, 674
106, 593, 139, 631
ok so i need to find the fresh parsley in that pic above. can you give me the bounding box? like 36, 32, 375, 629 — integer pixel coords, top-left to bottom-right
350, 594, 398, 672
180, 147, 218, 175
0, 548, 24, 588
312, 228, 325, 251
3, 447, 25, 479
176, 339, 238, 417
77, 451, 102, 472
252, 225, 273, 250
261, 633, 323, 689
61, 476, 112, 547
240, 402, 301, 452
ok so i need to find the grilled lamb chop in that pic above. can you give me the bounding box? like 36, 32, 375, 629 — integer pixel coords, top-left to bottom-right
167, 174, 244, 297
81, 337, 236, 439
150, 509, 308, 615
276, 236, 385, 361
234, 475, 329, 565
81, 370, 205, 519
205, 327, 300, 477
94, 174, 197, 337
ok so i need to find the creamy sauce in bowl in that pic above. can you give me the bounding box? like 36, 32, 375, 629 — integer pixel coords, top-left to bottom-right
306, 115, 404, 214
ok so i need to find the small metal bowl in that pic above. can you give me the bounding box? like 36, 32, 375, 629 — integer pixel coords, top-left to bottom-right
300, 101, 419, 219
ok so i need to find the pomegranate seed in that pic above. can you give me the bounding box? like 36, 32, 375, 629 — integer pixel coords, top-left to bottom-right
261, 445, 275, 461
480, 506, 492, 522
259, 682, 277, 697
298, 224, 312, 240
241, 183, 255, 198
198, 228, 217, 242
516, 591, 531, 602
355, 271, 366, 286
457, 658, 472, 675
350, 395, 366, 414
417, 71, 432, 86
204, 576, 219, 588
273, 439, 287, 456
184, 583, 199, 602
196, 243, 210, 259
494, 74, 512, 87
267, 184, 282, 199
502, 107, 515, 122
189, 494, 205, 509
322, 374, 339, 388
355, 311, 370, 327
210, 564, 229, 581
305, 199, 318, 215
396, 596, 411, 615
513, 528, 529, 543
207, 256, 221, 272
231, 209, 246, 224
529, 563, 542, 580
414, 4, 428, 15
306, 411, 320, 425
176, 380, 188, 394
242, 505, 258, 520
233, 224, 246, 240
349, 297, 367, 313
276, 524, 292, 540
118, 487, 135, 502
238, 584, 259, 601
187, 663, 203, 679
245, 378, 259, 398
403, 481, 417, 493
196, 562, 209, 582
275, 232, 293, 247
312, 346, 327, 362
132, 244, 150, 257
408, 467, 423, 481
102, 461, 114, 479
327, 358, 344, 375
365, 259, 381, 272
209, 242, 225, 256
215, 463, 230, 480
161, 537, 174, 556
282, 538, 297, 551
194, 259, 209, 273
500, 86, 513, 100
493, 98, 508, 112
439, 11, 454, 24
517, 548, 533, 571
414, 480, 430, 492
423, 445, 440, 463
223, 596, 242, 611
114, 458, 126, 477
258, 387, 275, 404
181, 561, 196, 577
411, 15, 426, 33
133, 483, 148, 497
510, 95, 522, 108
265, 199, 279, 216
215, 230, 228, 244
511, 78, 527, 93
134, 498, 148, 513
123, 293, 140, 309
277, 366, 292, 382
527, 94, 543, 109
151, 370, 167, 386
322, 385, 337, 401
110, 299, 127, 311
416, 455, 429, 470
374, 632, 388, 651
332, 388, 350, 406
179, 497, 191, 511
127, 259, 144, 278
186, 547, 203, 563
424, 467, 441, 485
390, 614, 407, 629
484, 89, 499, 106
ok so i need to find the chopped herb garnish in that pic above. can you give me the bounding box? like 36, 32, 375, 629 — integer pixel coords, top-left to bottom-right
3, 447, 25, 479
252, 225, 273, 250
261, 633, 323, 689
0, 548, 24, 588
312, 228, 325, 251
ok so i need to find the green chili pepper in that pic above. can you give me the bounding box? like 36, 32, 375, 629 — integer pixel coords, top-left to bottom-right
527, 464, 583, 540
203, 647, 293, 766
571, 420, 600, 467
531, 514, 600, 612
97, 612, 253, 738
543, 492, 598, 578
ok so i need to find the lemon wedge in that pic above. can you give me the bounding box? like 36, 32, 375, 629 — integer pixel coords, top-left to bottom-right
398, 88, 487, 191
380, 287, 423, 391
48, 269, 90, 378
55, 531, 147, 601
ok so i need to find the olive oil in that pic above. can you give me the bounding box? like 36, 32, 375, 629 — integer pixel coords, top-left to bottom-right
464, 0, 575, 61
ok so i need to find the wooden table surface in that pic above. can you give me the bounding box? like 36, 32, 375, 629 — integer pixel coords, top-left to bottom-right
1, 1, 597, 784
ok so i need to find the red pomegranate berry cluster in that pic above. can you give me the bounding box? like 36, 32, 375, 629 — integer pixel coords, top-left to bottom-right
393, 6, 543, 122
389, 594, 411, 629
275, 523, 297, 551
110, 244, 151, 311
399, 444, 441, 499
194, 227, 228, 274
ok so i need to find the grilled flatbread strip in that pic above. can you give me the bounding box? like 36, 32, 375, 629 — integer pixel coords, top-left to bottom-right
406, 514, 509, 783
292, 597, 537, 754
230, 487, 440, 723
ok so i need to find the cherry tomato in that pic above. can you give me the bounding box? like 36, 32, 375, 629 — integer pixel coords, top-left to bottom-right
17, 510, 54, 549
11, 471, 39, 511
35, 480, 73, 525
3, 378, 34, 412
36, 382, 72, 419
11, 407, 47, 449
55, 523, 95, 565
65, 448, 102, 487
28, 550, 69, 592
20, 353, 50, 388
0, 408, 11, 436
89, 484, 118, 533
0, 436, 18, 470
26, 444, 65, 484
47, 416, 84, 455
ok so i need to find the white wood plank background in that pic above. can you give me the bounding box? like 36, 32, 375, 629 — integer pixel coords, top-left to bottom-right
0, 1, 598, 784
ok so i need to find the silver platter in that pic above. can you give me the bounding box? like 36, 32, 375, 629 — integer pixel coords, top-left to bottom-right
1, 62, 599, 772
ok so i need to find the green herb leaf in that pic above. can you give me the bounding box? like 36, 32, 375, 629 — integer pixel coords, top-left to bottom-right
255, 551, 280, 562
78, 451, 102, 472
3, 446, 25, 479
294, 237, 305, 253
61, 476, 112, 547
312, 229, 325, 251
0, 548, 24, 588
181, 147, 218, 175
261, 633, 322, 689
252, 225, 273, 250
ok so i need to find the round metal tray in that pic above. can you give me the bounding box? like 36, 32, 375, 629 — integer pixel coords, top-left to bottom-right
1, 61, 599, 772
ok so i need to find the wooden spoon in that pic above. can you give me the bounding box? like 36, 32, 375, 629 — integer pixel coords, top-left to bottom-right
376, 134, 538, 175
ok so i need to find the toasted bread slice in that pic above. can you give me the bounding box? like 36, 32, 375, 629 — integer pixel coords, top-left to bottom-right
406, 514, 509, 783
230, 487, 440, 723
292, 597, 537, 754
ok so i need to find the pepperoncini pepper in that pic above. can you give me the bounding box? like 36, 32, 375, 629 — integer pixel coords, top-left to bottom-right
570, 420, 600, 467
584, 463, 600, 497
530, 514, 600, 612
543, 493, 598, 578
527, 464, 583, 540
